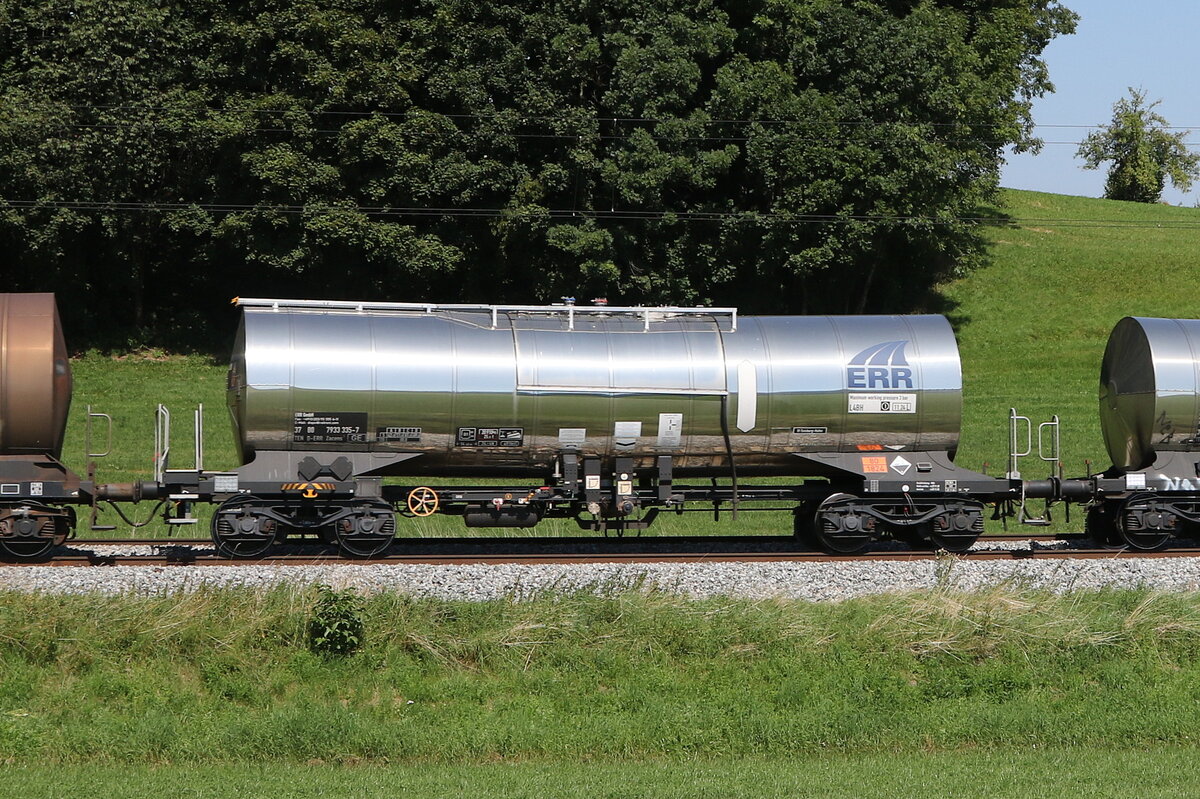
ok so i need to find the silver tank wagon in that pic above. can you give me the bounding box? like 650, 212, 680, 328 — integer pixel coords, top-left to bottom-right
228, 299, 963, 475
1100, 316, 1200, 472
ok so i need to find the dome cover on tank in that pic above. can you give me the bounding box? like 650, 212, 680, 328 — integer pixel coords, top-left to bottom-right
0, 293, 73, 457
1100, 317, 1200, 472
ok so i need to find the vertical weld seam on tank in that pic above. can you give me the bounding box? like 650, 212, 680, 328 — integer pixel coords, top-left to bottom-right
902, 315, 927, 454
448, 318, 460, 457
1178, 318, 1200, 453
756, 317, 774, 455
505, 314, 523, 464
712, 316, 729, 467
827, 316, 847, 453
604, 318, 615, 455
287, 311, 297, 452
677, 318, 693, 463
0, 294, 9, 451
368, 312, 379, 455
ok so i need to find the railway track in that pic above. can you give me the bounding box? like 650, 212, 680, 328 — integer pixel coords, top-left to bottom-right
5, 533, 1193, 566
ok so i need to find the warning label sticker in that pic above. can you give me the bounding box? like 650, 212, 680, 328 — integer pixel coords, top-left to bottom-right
861, 456, 889, 473
848, 394, 916, 414
294, 412, 369, 443
456, 427, 524, 447
657, 414, 683, 448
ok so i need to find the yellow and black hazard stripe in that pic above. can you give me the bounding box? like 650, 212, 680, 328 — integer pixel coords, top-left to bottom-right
281, 482, 336, 499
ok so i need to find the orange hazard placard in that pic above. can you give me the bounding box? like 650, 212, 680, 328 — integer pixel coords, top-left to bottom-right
861, 456, 889, 473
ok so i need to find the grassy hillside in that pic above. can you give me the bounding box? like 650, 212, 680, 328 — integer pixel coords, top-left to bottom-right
56, 190, 1200, 535
948, 191, 1200, 482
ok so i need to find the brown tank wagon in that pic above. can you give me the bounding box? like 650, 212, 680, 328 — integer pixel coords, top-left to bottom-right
0, 294, 81, 557
0, 293, 73, 456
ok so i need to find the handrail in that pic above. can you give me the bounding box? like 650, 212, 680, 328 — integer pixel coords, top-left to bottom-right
233, 298, 738, 331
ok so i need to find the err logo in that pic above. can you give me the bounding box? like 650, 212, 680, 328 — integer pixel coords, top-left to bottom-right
846, 341, 914, 389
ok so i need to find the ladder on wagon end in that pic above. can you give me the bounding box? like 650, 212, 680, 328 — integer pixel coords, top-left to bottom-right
154, 403, 205, 528
1005, 407, 1062, 526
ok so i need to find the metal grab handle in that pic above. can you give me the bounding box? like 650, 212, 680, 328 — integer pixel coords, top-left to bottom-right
85, 406, 112, 458
194, 404, 204, 472
1011, 413, 1032, 458
154, 404, 170, 483
1007, 408, 1032, 479
1037, 416, 1060, 463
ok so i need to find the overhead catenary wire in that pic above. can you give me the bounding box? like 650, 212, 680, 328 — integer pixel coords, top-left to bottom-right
2, 199, 1199, 229
6, 103, 1200, 131
9, 118, 1200, 148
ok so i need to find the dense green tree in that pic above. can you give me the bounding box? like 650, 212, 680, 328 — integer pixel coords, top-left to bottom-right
1076, 88, 1200, 204
0, 1, 1077, 347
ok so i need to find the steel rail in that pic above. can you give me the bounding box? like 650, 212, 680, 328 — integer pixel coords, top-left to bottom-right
68, 533, 1078, 546
6, 543, 1190, 567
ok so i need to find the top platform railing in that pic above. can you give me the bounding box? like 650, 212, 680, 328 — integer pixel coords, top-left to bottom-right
234, 298, 738, 332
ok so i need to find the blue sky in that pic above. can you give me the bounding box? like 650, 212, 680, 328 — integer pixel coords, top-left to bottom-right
1000, 0, 1200, 206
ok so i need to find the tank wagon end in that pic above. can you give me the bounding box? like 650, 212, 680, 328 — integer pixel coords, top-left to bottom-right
1080, 317, 1200, 550
0, 293, 80, 557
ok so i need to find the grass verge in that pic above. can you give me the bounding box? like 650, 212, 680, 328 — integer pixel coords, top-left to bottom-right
4, 587, 1200, 764
6, 749, 1200, 799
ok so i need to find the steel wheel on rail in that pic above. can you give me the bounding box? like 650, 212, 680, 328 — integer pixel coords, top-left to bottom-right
335, 502, 397, 559
0, 506, 71, 561
927, 504, 984, 553
211, 496, 276, 559
0, 538, 58, 561
1114, 494, 1173, 552
811, 493, 874, 554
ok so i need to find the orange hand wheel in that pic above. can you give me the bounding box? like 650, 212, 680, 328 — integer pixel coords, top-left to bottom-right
407, 486, 440, 517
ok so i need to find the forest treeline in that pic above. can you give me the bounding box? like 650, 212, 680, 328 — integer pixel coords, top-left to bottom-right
0, 0, 1075, 349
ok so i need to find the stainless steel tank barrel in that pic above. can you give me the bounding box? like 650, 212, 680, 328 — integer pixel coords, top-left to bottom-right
228, 299, 963, 473
1100, 316, 1200, 472
0, 293, 73, 457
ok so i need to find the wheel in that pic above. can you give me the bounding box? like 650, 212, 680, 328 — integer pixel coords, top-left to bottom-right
0, 507, 71, 561
1119, 527, 1172, 552
1114, 495, 1173, 552
927, 506, 983, 553
812, 493, 873, 554
335, 503, 397, 558
0, 538, 57, 560
211, 496, 276, 558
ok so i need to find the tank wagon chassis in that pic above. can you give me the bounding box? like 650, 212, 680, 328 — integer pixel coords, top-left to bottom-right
5, 296, 1200, 560
188, 451, 1010, 558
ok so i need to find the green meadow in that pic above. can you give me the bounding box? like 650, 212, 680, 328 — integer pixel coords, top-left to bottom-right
5, 587, 1200, 794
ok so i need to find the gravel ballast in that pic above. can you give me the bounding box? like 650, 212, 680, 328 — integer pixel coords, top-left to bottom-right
3, 545, 1200, 600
